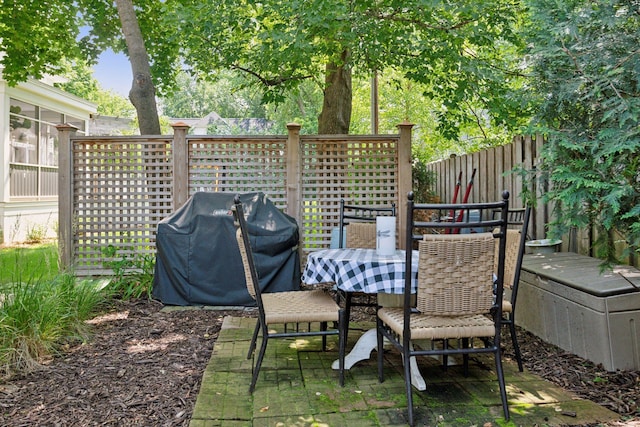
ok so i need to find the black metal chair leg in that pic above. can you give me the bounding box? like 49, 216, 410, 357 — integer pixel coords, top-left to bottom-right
338, 309, 346, 386
247, 320, 260, 359
321, 321, 327, 350
344, 291, 353, 344
403, 346, 415, 427
442, 339, 449, 371
509, 321, 524, 372
462, 338, 470, 377
249, 334, 269, 393
376, 318, 385, 383
494, 350, 510, 421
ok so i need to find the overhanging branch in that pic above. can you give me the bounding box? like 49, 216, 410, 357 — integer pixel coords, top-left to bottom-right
232, 65, 313, 87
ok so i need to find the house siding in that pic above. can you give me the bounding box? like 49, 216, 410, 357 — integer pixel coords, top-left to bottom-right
0, 74, 96, 244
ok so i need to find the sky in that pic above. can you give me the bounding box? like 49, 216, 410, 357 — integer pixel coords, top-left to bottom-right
93, 49, 132, 97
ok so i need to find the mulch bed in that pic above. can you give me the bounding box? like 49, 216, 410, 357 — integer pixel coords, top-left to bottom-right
0, 298, 638, 426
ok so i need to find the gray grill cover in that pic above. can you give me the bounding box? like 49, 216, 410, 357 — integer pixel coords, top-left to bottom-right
152, 192, 300, 306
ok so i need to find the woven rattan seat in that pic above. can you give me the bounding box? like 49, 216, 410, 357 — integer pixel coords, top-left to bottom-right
378, 308, 495, 340
232, 195, 346, 393
261, 289, 343, 324
417, 233, 496, 315
376, 191, 511, 426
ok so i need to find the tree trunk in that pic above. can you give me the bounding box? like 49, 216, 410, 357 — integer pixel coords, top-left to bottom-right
318, 51, 352, 134
115, 0, 161, 135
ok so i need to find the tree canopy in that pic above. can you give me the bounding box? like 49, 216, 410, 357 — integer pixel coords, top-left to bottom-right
174, 0, 530, 137
0, 0, 179, 134
1, 0, 529, 139
0, 1, 81, 82
160, 71, 267, 120
3, 0, 638, 262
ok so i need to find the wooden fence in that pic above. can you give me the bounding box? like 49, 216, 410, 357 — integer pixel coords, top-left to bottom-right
426, 135, 544, 237
57, 123, 413, 275
56, 123, 637, 275
425, 134, 600, 256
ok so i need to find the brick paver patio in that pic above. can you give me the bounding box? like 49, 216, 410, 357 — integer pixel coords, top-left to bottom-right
190, 316, 620, 426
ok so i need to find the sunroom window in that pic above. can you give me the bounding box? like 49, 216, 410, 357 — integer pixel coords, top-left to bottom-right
8, 98, 85, 199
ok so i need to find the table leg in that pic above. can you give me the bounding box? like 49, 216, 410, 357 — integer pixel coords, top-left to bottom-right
331, 329, 427, 391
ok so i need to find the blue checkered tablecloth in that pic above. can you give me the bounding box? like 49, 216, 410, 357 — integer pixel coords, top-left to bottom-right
302, 248, 418, 294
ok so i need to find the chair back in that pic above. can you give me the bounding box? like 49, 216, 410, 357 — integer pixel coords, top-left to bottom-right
499, 229, 522, 291
506, 208, 526, 226
345, 222, 377, 248
418, 233, 496, 316
402, 191, 510, 323
495, 206, 532, 287
232, 196, 263, 306
493, 207, 527, 228
339, 199, 396, 249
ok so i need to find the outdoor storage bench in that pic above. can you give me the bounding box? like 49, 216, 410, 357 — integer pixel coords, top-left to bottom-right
518, 252, 640, 371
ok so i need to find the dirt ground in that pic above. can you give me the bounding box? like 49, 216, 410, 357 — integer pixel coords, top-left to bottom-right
0, 298, 638, 426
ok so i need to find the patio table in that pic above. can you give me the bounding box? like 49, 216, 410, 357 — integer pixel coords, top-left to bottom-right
302, 248, 428, 390
302, 248, 418, 294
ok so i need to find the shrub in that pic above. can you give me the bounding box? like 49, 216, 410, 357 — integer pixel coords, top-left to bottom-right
102, 245, 155, 300
25, 223, 48, 244
0, 275, 105, 377
412, 159, 438, 203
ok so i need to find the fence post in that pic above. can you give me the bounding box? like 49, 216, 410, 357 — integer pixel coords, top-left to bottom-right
286, 123, 302, 225
56, 123, 78, 271
171, 122, 190, 210
397, 121, 414, 250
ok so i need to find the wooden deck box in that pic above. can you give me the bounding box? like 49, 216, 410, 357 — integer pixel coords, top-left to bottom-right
518, 252, 640, 371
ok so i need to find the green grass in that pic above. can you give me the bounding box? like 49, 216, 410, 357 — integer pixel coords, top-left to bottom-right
0, 242, 107, 377
0, 242, 156, 377
0, 243, 59, 283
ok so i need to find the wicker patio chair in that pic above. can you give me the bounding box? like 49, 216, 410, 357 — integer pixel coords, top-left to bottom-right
493, 207, 527, 228
495, 206, 531, 372
338, 199, 396, 339
376, 191, 510, 426
232, 195, 346, 393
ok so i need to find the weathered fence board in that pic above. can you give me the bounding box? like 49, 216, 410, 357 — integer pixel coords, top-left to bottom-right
425, 135, 543, 234
424, 134, 640, 265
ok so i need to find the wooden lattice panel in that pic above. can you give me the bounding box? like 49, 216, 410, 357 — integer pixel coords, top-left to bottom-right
188, 136, 288, 208
300, 135, 399, 250
66, 131, 404, 275
72, 137, 173, 275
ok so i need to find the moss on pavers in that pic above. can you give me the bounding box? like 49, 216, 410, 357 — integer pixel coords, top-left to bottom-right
252, 381, 316, 418
313, 411, 380, 427
191, 316, 625, 427
207, 342, 254, 373
298, 348, 341, 371
415, 403, 497, 426
507, 398, 620, 426
218, 316, 255, 343
305, 383, 368, 413
505, 379, 578, 406
254, 414, 350, 426
192, 370, 253, 420
190, 419, 251, 427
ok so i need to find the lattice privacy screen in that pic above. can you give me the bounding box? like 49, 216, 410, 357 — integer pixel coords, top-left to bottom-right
69, 133, 399, 275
